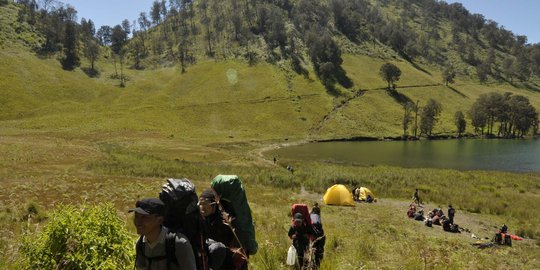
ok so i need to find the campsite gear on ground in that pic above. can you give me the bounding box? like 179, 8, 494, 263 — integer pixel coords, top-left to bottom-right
323, 184, 355, 206
286, 245, 297, 266
159, 178, 207, 270
357, 187, 376, 202
211, 175, 258, 256
424, 218, 433, 227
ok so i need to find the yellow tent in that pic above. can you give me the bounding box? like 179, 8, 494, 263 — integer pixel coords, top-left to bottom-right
323, 184, 355, 206
358, 187, 376, 202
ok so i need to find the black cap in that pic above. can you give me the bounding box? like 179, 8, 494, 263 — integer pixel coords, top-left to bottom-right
294, 212, 303, 222
129, 198, 165, 216
200, 188, 216, 202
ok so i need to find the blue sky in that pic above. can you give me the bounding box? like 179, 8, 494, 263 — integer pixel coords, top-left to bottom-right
59, 0, 539, 44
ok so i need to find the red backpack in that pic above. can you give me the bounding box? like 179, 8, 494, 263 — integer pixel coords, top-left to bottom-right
291, 204, 312, 226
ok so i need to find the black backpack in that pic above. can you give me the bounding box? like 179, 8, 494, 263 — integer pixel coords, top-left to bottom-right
159, 178, 207, 270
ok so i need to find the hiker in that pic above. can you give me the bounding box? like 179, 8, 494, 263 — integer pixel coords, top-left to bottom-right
494, 224, 512, 246
412, 189, 421, 205
273, 156, 277, 164
413, 209, 425, 221
310, 203, 325, 267
288, 212, 316, 268
131, 198, 196, 270
287, 165, 295, 174
198, 188, 246, 270
448, 205, 455, 224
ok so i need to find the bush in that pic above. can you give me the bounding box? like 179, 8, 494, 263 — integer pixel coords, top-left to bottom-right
19, 203, 134, 270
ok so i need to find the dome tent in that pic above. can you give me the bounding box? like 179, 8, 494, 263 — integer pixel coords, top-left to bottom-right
323, 184, 355, 206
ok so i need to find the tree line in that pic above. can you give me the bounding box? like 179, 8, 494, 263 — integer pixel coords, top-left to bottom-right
10, 0, 540, 89
399, 92, 538, 139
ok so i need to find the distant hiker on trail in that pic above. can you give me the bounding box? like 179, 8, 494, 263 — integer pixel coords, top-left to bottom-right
412, 189, 422, 205
448, 205, 455, 224
288, 212, 316, 268
130, 198, 196, 270
273, 156, 277, 164
199, 188, 247, 270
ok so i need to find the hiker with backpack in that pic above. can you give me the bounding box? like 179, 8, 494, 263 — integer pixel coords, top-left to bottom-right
310, 203, 325, 268
288, 212, 317, 268
130, 198, 196, 270
198, 188, 245, 270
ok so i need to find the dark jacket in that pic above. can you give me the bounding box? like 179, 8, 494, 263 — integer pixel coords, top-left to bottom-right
288, 223, 316, 253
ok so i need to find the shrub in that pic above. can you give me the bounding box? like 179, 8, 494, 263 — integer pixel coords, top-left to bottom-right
19, 203, 134, 270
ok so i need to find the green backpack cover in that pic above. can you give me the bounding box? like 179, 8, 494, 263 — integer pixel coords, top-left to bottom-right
211, 175, 258, 255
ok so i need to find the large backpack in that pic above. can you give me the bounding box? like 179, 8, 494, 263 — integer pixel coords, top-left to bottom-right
291, 204, 312, 226
159, 178, 207, 270
211, 175, 258, 256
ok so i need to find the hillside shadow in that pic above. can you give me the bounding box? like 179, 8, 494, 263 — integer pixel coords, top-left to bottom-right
334, 66, 353, 89
386, 89, 413, 106
509, 81, 540, 93
82, 67, 100, 78
447, 85, 468, 98
400, 52, 432, 75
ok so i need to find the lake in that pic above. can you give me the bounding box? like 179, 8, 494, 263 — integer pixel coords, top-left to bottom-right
266, 139, 540, 172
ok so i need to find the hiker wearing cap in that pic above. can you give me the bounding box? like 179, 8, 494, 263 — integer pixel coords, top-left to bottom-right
199, 188, 245, 270
288, 212, 316, 268
130, 198, 196, 270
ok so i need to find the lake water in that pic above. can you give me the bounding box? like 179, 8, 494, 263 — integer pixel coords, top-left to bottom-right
266, 139, 540, 172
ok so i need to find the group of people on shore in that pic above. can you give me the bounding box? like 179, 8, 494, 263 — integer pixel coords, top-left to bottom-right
407, 189, 460, 233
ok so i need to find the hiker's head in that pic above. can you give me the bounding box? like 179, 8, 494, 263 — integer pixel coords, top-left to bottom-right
199, 188, 217, 217
129, 198, 165, 235
293, 213, 303, 226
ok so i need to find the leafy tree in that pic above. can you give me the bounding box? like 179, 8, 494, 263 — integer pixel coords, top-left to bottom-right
83, 38, 100, 72
514, 52, 531, 81
402, 102, 414, 138
111, 24, 128, 86
419, 99, 442, 136
476, 63, 489, 83
442, 66, 456, 86
468, 100, 487, 135
80, 18, 95, 39
96, 25, 112, 46
379, 63, 401, 90
306, 30, 343, 88
502, 57, 514, 82
61, 21, 80, 70
507, 95, 538, 137
454, 111, 466, 136
150, 0, 162, 25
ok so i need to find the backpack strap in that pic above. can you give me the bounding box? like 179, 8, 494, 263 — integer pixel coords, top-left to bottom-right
165, 232, 178, 267
136, 234, 178, 270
